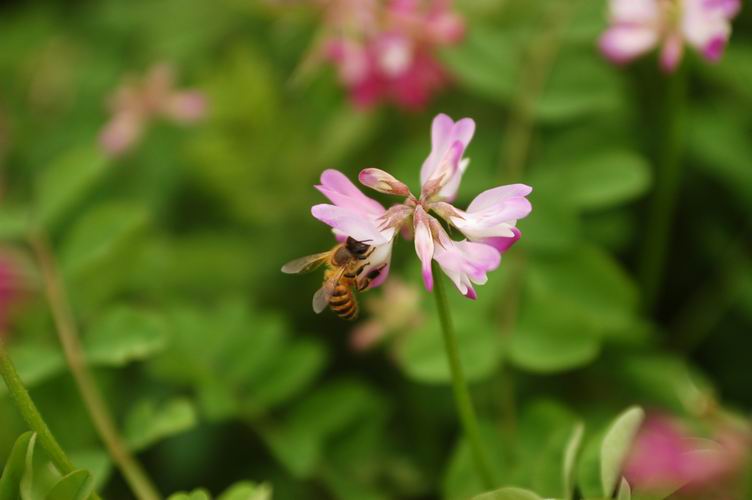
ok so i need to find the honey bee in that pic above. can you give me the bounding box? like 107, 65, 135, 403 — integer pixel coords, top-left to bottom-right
281, 237, 385, 320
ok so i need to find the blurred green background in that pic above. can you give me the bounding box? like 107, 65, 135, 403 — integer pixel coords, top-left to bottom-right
1, 0, 751, 499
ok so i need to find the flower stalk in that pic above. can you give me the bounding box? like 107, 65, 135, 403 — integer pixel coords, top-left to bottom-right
0, 339, 103, 500
29, 231, 162, 500
432, 261, 496, 490
639, 70, 686, 308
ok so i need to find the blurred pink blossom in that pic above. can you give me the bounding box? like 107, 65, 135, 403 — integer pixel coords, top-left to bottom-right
311, 113, 532, 299
624, 414, 751, 498
0, 250, 26, 335
320, 0, 464, 109
350, 278, 424, 350
99, 64, 206, 156
600, 0, 741, 72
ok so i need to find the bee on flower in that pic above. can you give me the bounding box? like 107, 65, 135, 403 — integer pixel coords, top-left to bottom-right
285, 113, 532, 319
99, 63, 207, 157
600, 0, 741, 72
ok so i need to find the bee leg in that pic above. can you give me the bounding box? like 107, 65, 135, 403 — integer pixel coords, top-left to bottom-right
358, 264, 386, 291
345, 264, 367, 279
357, 247, 376, 260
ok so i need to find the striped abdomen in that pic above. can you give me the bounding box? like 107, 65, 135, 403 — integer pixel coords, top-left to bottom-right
329, 279, 358, 320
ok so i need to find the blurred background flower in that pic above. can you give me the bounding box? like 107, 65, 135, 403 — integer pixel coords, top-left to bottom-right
319, 0, 464, 108
624, 412, 751, 498
99, 63, 206, 156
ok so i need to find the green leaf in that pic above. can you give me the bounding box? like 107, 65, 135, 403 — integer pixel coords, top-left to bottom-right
168, 490, 211, 500
562, 423, 584, 500
0, 344, 65, 396
125, 398, 198, 452
244, 339, 327, 414
0, 432, 35, 500
45, 470, 93, 500
526, 244, 640, 339
472, 487, 544, 500
35, 146, 109, 227
617, 477, 631, 500
440, 26, 519, 105
84, 307, 168, 366
600, 406, 644, 497
508, 294, 600, 373
19, 431, 36, 500
443, 421, 507, 500
530, 151, 652, 211
60, 201, 149, 276
536, 50, 623, 123
218, 482, 272, 500
688, 105, 752, 209
0, 207, 30, 240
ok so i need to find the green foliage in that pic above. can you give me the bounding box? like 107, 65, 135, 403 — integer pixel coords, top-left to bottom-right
0, 433, 94, 500
0, 0, 750, 498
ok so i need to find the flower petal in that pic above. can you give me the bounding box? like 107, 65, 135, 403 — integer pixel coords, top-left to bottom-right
359, 168, 411, 196
413, 205, 435, 290
600, 24, 659, 64
448, 184, 532, 241
316, 169, 386, 217
420, 114, 475, 198
311, 204, 389, 244
478, 227, 521, 253
433, 237, 500, 299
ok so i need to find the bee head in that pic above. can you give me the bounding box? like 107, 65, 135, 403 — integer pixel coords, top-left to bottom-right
345, 237, 371, 256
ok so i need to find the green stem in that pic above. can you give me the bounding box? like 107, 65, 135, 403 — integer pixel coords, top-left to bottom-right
0, 340, 102, 500
639, 71, 687, 309
432, 262, 496, 490
29, 231, 162, 500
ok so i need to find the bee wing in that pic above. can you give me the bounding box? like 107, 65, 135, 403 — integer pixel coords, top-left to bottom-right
281, 251, 330, 274
311, 267, 347, 314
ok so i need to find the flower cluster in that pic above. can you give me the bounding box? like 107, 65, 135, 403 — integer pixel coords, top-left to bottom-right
311, 113, 532, 299
320, 0, 464, 109
99, 63, 206, 157
624, 414, 751, 497
600, 0, 741, 72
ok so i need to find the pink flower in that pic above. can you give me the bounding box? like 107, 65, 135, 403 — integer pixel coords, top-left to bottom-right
624, 414, 751, 498
99, 63, 207, 157
311, 113, 532, 298
350, 278, 424, 351
600, 0, 740, 72
0, 250, 26, 335
320, 0, 464, 109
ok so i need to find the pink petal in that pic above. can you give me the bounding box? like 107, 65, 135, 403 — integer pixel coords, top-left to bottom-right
420, 114, 475, 196
466, 183, 533, 214
433, 237, 500, 298
99, 112, 144, 156
479, 227, 522, 253
163, 91, 207, 123
702, 34, 728, 61
660, 33, 685, 72
359, 168, 411, 196
448, 184, 532, 242
311, 204, 389, 244
316, 169, 386, 218
599, 25, 659, 64
413, 205, 435, 291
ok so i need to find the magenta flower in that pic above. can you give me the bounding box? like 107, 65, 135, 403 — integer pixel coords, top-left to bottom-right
311, 113, 532, 298
321, 0, 464, 109
624, 414, 751, 497
600, 0, 741, 72
99, 63, 206, 157
0, 250, 24, 335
